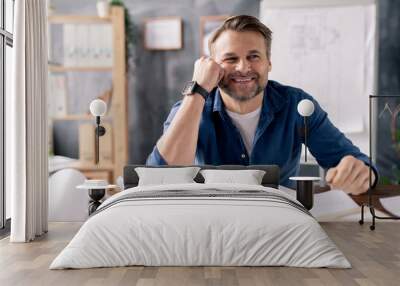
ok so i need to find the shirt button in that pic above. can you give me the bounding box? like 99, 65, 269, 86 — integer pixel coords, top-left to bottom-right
241, 154, 246, 159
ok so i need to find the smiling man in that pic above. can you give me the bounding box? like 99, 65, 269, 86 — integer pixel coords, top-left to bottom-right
146, 15, 377, 194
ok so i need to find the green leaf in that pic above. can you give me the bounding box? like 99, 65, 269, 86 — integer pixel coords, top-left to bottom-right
379, 176, 391, 185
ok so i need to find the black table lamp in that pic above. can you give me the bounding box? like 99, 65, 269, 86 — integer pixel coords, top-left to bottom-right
89, 99, 107, 165
290, 99, 320, 210
77, 99, 116, 215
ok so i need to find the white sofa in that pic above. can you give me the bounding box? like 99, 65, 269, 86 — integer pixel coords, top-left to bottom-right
48, 168, 88, 222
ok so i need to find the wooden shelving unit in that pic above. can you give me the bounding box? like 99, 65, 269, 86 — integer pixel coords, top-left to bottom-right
48, 7, 128, 182
48, 65, 113, 72
51, 114, 112, 121
69, 161, 115, 183
48, 14, 112, 24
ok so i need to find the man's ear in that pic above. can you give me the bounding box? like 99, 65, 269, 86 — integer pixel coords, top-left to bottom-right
268, 60, 272, 72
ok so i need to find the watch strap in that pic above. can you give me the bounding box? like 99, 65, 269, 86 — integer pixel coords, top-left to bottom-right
182, 81, 209, 101
192, 82, 209, 100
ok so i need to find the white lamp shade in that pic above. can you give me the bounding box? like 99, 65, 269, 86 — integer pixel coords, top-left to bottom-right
89, 99, 107, 117
297, 99, 315, 117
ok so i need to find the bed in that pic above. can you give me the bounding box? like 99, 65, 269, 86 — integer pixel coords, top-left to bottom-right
50, 165, 350, 269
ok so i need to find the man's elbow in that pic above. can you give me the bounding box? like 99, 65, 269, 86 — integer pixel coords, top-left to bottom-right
146, 146, 168, 166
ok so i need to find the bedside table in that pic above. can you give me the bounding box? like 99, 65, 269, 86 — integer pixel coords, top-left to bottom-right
77, 181, 117, 215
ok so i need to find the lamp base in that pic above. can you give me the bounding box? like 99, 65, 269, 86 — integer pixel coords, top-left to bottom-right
296, 180, 314, 210
289, 177, 320, 210
88, 188, 105, 215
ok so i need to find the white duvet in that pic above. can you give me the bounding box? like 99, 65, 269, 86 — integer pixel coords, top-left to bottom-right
50, 183, 351, 269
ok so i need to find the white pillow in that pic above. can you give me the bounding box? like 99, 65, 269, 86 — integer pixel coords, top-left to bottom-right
200, 169, 266, 185
135, 167, 201, 186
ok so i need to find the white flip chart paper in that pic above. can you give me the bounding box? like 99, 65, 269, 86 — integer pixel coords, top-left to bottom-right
260, 3, 376, 133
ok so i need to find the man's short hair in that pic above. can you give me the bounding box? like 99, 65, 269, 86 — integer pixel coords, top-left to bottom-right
208, 15, 272, 59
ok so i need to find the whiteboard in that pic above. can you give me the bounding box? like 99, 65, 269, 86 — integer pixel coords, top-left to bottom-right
260, 1, 376, 134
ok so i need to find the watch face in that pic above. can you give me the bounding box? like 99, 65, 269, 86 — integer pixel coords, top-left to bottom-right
182, 81, 196, 95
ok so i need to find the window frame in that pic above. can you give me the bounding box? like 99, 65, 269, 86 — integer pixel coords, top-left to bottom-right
0, 0, 13, 233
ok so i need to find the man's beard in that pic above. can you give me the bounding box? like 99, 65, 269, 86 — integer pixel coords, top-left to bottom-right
218, 72, 266, 102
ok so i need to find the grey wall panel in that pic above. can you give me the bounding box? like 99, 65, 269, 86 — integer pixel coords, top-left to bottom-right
378, 0, 400, 94
53, 120, 80, 159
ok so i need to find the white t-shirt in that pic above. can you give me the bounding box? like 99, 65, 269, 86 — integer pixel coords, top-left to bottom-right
225, 107, 262, 156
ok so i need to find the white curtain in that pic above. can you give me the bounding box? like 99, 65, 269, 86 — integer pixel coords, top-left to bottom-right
7, 0, 48, 242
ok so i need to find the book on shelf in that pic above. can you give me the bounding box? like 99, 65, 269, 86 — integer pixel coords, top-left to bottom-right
62, 23, 113, 67
48, 74, 67, 117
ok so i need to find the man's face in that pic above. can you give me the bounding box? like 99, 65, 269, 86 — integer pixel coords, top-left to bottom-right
212, 30, 272, 102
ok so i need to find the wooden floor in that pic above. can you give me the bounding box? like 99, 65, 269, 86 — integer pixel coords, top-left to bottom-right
0, 222, 399, 286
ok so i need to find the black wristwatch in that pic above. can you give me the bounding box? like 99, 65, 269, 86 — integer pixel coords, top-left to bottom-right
181, 81, 209, 101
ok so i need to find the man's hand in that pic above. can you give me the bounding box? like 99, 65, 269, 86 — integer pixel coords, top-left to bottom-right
325, 155, 374, 195
192, 56, 224, 93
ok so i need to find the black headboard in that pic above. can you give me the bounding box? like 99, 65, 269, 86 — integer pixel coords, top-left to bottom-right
123, 165, 280, 189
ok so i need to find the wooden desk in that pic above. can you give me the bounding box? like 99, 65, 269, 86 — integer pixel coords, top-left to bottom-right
315, 184, 400, 216
350, 185, 400, 216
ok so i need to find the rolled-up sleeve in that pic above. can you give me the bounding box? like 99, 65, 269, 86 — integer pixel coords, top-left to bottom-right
145, 100, 183, 166
146, 146, 168, 165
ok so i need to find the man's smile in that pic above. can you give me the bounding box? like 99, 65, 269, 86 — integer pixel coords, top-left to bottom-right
228, 75, 258, 88
231, 76, 256, 84
219, 71, 264, 101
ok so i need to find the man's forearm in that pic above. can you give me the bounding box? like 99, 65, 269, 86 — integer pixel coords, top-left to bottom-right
157, 95, 205, 165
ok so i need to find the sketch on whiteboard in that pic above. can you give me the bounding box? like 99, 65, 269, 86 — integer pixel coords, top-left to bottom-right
289, 16, 340, 54
260, 4, 376, 134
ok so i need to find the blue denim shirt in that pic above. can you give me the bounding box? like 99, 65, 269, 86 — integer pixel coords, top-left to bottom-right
147, 80, 375, 188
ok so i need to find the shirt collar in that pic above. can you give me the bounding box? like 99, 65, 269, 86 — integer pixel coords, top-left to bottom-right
212, 88, 224, 112
212, 81, 288, 115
